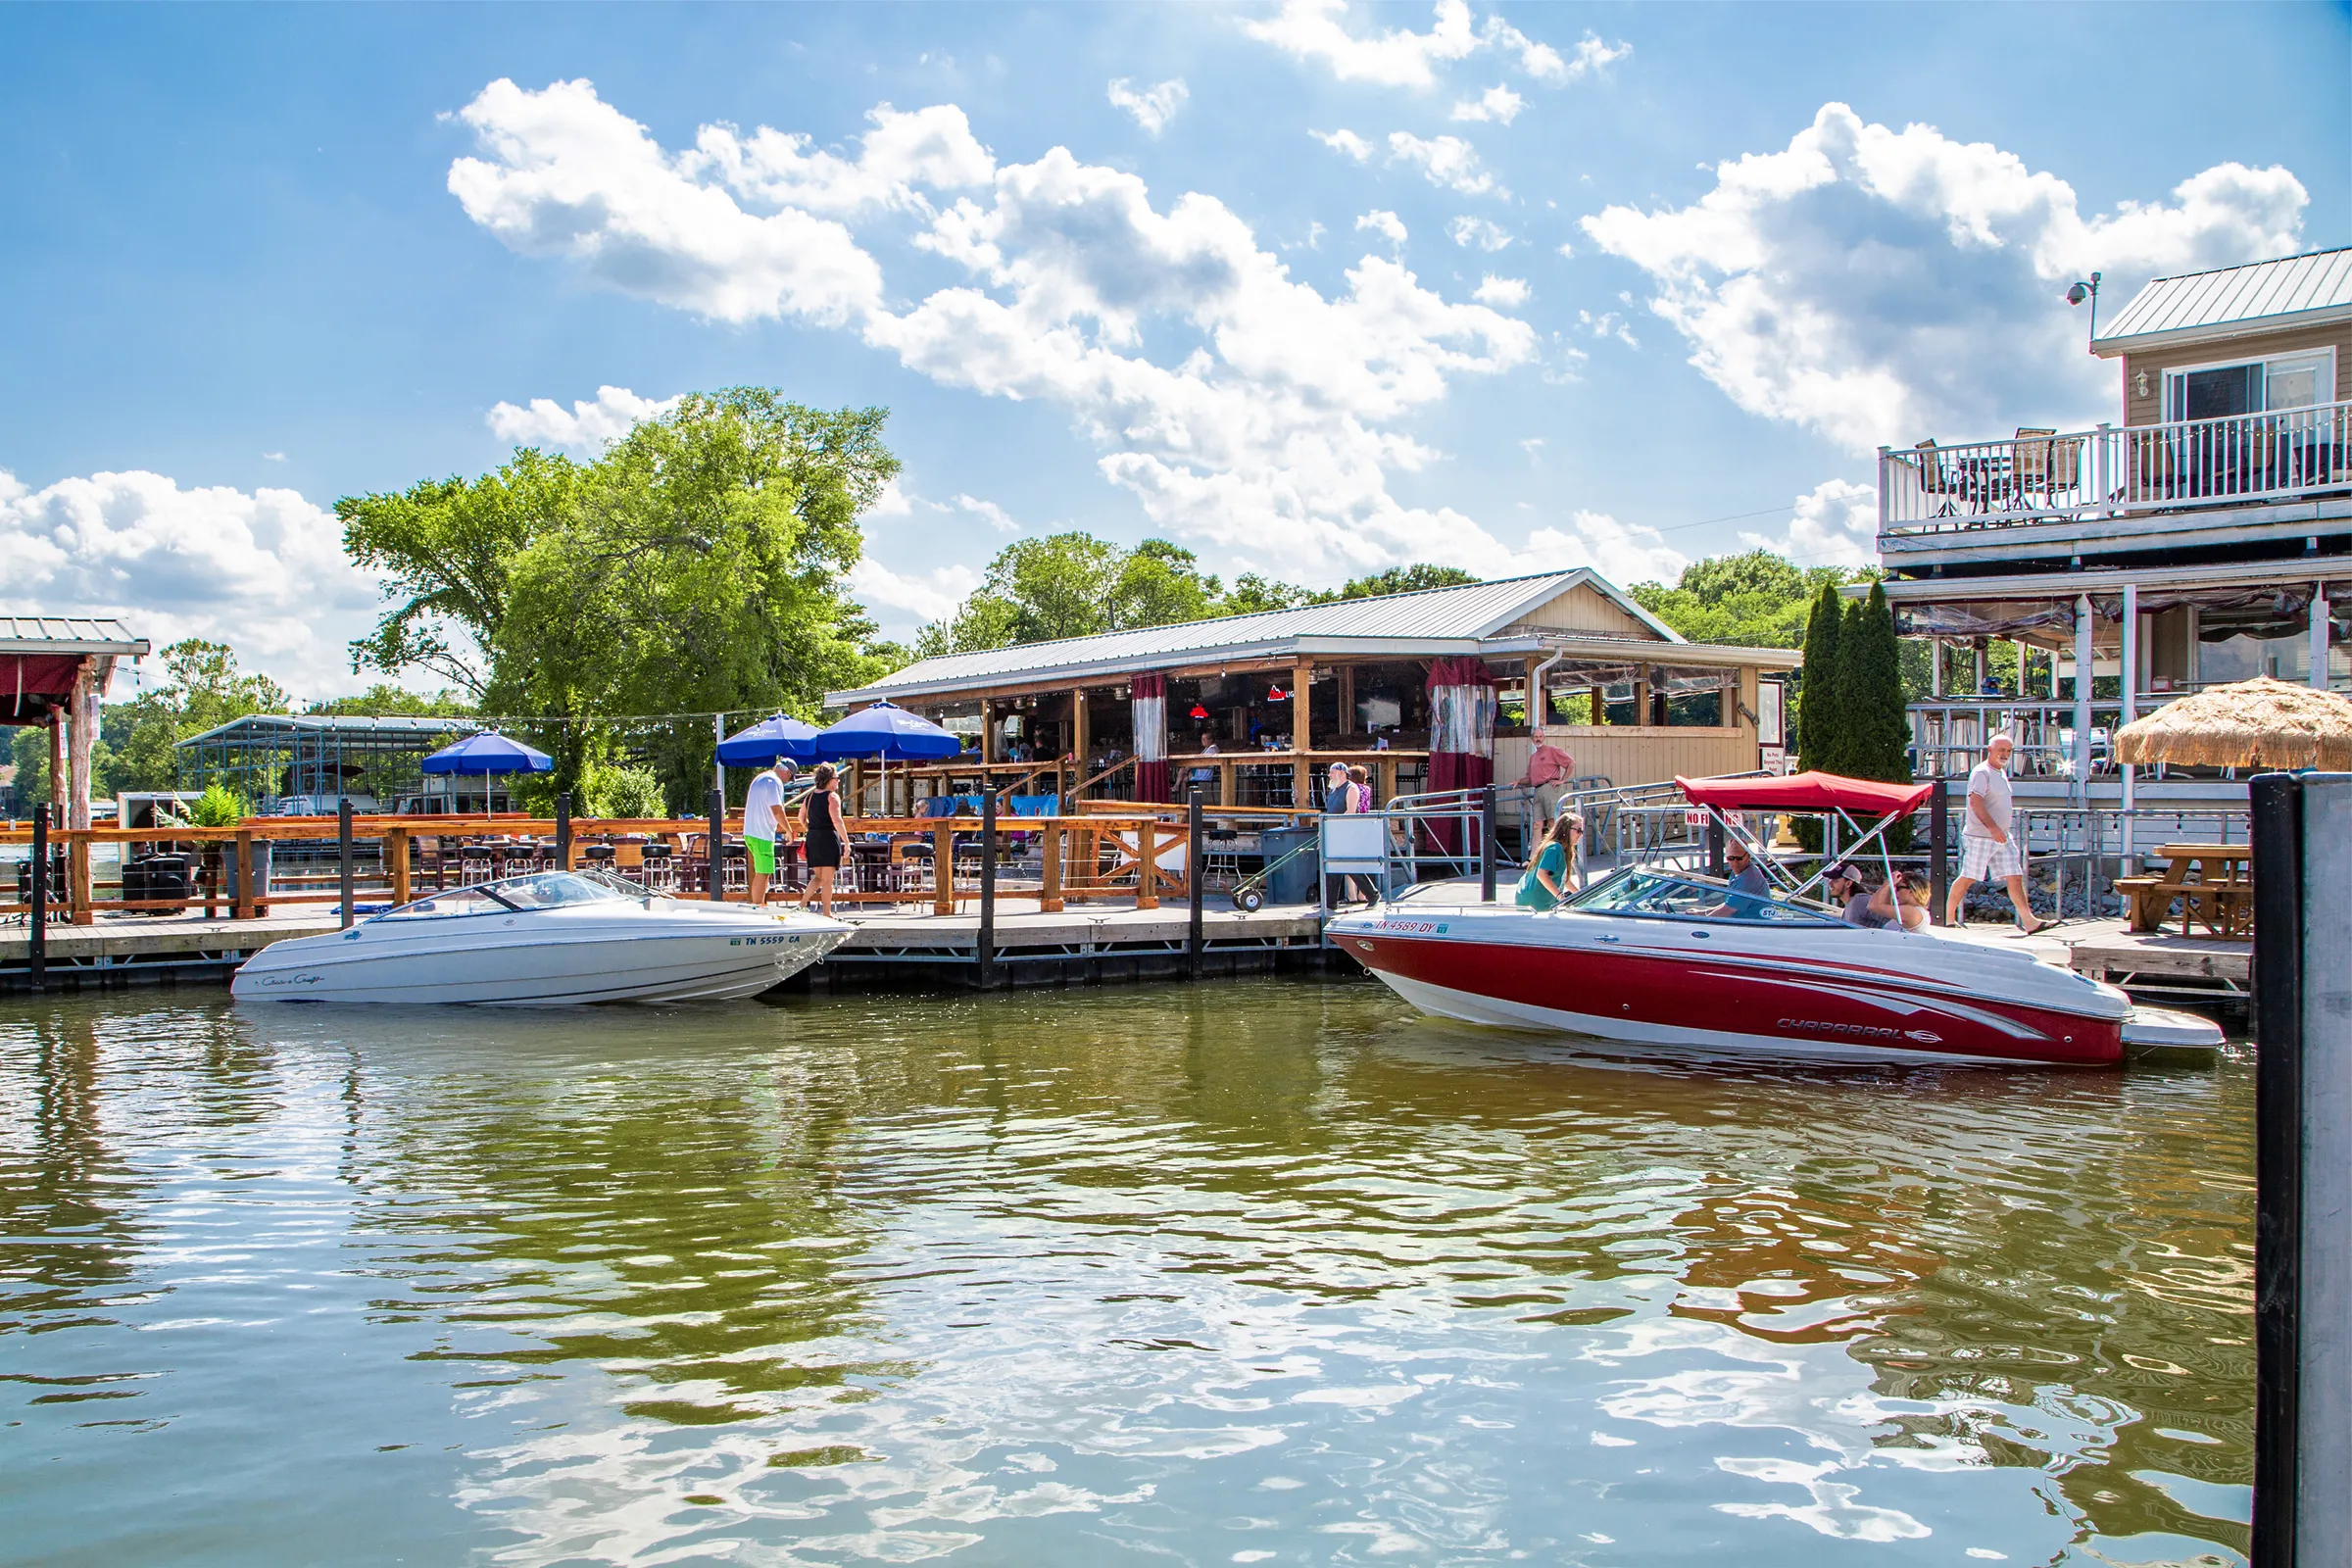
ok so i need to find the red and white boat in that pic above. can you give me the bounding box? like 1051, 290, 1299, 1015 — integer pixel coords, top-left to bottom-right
1329, 772, 2223, 1068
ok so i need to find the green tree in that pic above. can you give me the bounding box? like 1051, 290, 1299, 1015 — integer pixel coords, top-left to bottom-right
1321, 564, 1477, 601
914, 531, 1251, 657
1631, 549, 1858, 650
1220, 572, 1311, 614
304, 685, 475, 718
1844, 584, 1912, 785
101, 639, 292, 794
1796, 582, 1847, 774
342, 389, 903, 808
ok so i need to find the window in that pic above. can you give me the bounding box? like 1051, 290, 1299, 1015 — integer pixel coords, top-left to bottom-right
2165, 350, 2336, 421
1566, 869, 1838, 927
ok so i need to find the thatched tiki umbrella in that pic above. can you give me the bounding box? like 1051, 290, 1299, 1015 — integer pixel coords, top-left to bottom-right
2115, 675, 2352, 771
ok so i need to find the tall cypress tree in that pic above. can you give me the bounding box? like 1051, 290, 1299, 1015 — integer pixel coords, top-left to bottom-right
1845, 583, 1912, 785
1796, 581, 1846, 774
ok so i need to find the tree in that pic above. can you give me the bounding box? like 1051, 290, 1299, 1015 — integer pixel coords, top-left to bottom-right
342, 389, 904, 808
1796, 582, 1847, 774
101, 639, 291, 794
1221, 572, 1312, 614
914, 532, 1243, 656
1631, 549, 1857, 650
1844, 583, 1912, 784
304, 685, 475, 718
1322, 564, 1477, 601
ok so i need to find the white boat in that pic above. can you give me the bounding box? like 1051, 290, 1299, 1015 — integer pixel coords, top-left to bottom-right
1329, 771, 2226, 1067
231, 871, 852, 1005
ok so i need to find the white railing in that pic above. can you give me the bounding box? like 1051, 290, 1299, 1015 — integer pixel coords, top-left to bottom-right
1879, 400, 2352, 535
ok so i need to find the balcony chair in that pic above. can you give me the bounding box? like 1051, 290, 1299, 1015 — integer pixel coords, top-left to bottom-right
2009, 428, 2057, 508
1913, 440, 1961, 517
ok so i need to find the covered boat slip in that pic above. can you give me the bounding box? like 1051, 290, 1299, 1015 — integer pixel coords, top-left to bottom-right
824, 570, 1798, 814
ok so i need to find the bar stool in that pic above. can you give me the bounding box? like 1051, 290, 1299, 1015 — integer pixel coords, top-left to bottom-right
637, 841, 677, 893
581, 843, 618, 874
721, 840, 749, 893
457, 845, 498, 886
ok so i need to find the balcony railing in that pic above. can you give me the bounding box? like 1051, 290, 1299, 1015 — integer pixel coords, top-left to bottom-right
1879, 400, 2352, 537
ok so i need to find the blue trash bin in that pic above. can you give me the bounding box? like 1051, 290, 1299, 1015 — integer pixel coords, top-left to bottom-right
1256, 825, 1318, 906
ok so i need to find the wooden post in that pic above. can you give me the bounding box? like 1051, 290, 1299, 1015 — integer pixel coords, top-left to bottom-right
1337, 664, 1355, 739
933, 821, 955, 915
1218, 758, 1233, 808
1041, 820, 1064, 913
1070, 687, 1089, 799
67, 665, 93, 923
980, 699, 996, 763
234, 828, 256, 919
389, 828, 412, 906
977, 789, 997, 988
1136, 815, 1159, 909
1187, 788, 1203, 976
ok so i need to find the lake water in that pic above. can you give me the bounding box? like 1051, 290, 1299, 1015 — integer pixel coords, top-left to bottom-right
1, 978, 2252, 1566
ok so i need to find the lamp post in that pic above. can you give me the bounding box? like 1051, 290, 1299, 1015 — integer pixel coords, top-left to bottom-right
2066, 271, 2101, 349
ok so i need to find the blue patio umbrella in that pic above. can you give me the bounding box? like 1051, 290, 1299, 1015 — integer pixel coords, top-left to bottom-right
813, 702, 962, 761
418, 732, 554, 817
716, 713, 822, 766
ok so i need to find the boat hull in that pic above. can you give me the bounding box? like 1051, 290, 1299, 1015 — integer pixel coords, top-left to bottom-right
233, 909, 851, 1005
1330, 907, 2129, 1067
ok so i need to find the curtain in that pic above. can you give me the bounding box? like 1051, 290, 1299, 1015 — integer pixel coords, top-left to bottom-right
1425, 657, 1497, 854
1131, 673, 1169, 803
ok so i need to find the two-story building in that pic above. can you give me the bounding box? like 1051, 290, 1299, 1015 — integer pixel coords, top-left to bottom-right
1872, 246, 2350, 808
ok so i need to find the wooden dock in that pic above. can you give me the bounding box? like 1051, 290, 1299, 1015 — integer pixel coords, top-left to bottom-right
1940, 917, 2249, 1004
0, 902, 1334, 994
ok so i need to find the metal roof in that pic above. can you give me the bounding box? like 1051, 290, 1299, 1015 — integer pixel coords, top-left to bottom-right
174, 713, 480, 749
0, 614, 151, 657
2095, 246, 2352, 352
830, 569, 1685, 704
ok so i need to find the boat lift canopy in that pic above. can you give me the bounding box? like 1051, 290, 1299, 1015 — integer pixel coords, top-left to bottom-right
1675, 771, 1930, 817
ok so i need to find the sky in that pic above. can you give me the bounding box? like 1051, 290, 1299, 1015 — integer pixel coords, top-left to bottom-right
2, 2, 2345, 700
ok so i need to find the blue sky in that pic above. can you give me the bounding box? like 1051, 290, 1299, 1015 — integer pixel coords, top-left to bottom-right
3, 2, 2345, 697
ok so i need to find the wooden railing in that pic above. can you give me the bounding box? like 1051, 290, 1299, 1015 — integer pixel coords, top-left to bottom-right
0, 809, 1205, 923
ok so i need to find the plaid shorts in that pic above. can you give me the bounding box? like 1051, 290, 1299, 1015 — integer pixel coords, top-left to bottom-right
1958, 833, 2027, 881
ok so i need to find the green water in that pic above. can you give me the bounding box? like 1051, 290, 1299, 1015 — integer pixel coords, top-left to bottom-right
1, 978, 2251, 1566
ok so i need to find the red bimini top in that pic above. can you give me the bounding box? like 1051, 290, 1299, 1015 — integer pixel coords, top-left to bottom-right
1676, 770, 1933, 817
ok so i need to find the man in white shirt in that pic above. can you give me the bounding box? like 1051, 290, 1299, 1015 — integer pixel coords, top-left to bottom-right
1945, 733, 2048, 933
742, 758, 798, 906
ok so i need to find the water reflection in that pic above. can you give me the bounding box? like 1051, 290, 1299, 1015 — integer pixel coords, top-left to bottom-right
0, 980, 2251, 1565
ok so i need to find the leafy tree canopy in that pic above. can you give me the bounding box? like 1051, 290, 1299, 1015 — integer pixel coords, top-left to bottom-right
912, 537, 1483, 657
98, 639, 293, 795
340, 388, 903, 808
1631, 549, 1862, 650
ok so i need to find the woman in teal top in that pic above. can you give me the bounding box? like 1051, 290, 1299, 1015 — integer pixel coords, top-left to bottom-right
1514, 811, 1584, 909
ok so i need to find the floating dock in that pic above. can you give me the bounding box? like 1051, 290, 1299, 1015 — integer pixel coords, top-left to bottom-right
0, 902, 1333, 993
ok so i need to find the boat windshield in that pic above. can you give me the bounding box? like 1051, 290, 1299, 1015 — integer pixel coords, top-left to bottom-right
368, 871, 636, 924
1564, 867, 1840, 927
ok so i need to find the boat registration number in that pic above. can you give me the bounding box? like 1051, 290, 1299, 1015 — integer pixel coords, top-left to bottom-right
731, 934, 802, 947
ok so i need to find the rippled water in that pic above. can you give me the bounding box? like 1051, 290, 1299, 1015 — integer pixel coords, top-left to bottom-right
1, 978, 2252, 1566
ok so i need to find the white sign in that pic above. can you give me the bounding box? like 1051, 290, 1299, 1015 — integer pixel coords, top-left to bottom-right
1685, 808, 1711, 827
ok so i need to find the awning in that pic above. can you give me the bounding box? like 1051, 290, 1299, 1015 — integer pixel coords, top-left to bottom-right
1677, 770, 1932, 817
1, 654, 85, 726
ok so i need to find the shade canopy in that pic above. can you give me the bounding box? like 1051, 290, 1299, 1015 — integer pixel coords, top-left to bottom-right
418, 732, 554, 775
716, 713, 822, 766
813, 701, 962, 762
1678, 770, 1932, 817
2114, 675, 2352, 771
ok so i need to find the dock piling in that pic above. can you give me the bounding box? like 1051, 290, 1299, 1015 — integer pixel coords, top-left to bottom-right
337, 798, 354, 929
28, 804, 46, 989
707, 789, 723, 902
556, 792, 571, 872
1931, 775, 1950, 924
977, 789, 996, 987
1479, 785, 1496, 903
1187, 788, 1203, 977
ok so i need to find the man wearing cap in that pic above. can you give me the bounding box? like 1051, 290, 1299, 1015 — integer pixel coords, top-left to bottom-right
1826, 862, 1887, 928
1322, 761, 1361, 906
743, 757, 799, 906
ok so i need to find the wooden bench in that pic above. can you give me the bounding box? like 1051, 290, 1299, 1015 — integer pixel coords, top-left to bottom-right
2137, 844, 2254, 939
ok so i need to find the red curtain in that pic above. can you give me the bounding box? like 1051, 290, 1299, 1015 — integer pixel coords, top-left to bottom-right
1423, 658, 1497, 856
2, 655, 82, 726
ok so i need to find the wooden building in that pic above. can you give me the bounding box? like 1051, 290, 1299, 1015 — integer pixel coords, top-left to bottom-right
1871, 245, 2352, 804
826, 569, 1799, 810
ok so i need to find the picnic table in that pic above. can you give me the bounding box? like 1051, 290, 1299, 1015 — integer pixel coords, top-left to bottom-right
2116, 843, 2252, 938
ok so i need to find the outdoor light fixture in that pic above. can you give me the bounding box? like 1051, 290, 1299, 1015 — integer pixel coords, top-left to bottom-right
1189, 703, 1210, 719
2065, 270, 2100, 348
1267, 685, 1288, 702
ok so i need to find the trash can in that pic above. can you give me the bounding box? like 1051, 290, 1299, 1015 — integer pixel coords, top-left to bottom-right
1257, 825, 1318, 906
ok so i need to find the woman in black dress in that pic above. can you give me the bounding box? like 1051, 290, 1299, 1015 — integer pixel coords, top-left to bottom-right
799, 762, 848, 917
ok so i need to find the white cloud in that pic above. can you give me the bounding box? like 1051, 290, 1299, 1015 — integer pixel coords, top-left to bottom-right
1245, 0, 1577, 88
869, 476, 915, 517
452, 82, 1542, 583
487, 384, 680, 454
262, 451, 288, 464
687, 101, 995, 216
1473, 274, 1529, 307
1387, 131, 1501, 197
1582, 101, 2307, 453
952, 494, 1021, 533
1448, 216, 1511, 251
1450, 84, 1524, 124
1740, 477, 1879, 567
1562, 32, 1633, 79
848, 557, 981, 624
1577, 308, 1638, 348
0, 467, 379, 698
1312, 127, 1374, 162
1355, 210, 1408, 249
1107, 76, 1189, 136
1555, 239, 1575, 259
1523, 509, 1689, 585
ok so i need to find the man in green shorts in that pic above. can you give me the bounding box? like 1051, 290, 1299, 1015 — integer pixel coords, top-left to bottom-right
743, 758, 798, 906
